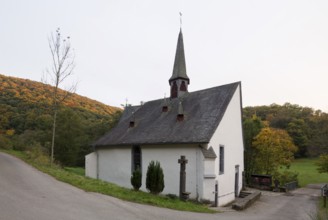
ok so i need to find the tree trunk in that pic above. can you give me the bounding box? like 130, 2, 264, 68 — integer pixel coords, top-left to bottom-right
51, 110, 57, 166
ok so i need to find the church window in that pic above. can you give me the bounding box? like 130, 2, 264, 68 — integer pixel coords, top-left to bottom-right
171, 81, 178, 98
132, 145, 142, 172
180, 81, 187, 91
219, 145, 224, 174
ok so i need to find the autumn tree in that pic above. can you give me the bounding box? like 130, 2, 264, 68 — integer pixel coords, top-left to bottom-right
44, 28, 76, 165
252, 127, 297, 175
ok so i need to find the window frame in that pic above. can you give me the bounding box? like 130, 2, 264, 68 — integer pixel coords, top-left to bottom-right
219, 145, 224, 175
132, 145, 142, 173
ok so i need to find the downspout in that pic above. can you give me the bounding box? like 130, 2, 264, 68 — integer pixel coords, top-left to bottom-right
196, 147, 199, 201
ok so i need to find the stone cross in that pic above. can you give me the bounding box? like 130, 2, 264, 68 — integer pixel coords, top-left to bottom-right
178, 155, 188, 199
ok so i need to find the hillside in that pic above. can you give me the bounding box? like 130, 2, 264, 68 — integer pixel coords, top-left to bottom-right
243, 103, 328, 157
0, 74, 120, 116
0, 74, 122, 166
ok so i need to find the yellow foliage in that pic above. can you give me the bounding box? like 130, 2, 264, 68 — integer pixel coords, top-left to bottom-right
252, 127, 298, 175
0, 74, 122, 116
5, 129, 15, 136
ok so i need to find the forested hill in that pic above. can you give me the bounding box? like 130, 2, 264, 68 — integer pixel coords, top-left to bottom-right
0, 74, 122, 166
0, 74, 120, 115
243, 103, 328, 157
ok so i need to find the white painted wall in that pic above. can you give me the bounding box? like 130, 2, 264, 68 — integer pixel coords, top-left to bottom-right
203, 158, 216, 201
88, 144, 204, 199
85, 152, 97, 178
97, 147, 132, 189
207, 85, 244, 206
141, 145, 203, 199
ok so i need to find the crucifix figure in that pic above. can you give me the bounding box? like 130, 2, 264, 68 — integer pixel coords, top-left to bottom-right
178, 155, 188, 199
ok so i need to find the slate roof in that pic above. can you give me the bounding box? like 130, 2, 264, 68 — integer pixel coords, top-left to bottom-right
201, 147, 217, 159
94, 81, 240, 147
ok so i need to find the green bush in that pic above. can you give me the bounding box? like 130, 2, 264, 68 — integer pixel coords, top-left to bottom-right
131, 168, 142, 191
0, 134, 13, 150
146, 161, 164, 194
26, 142, 50, 165
274, 170, 298, 185
317, 154, 328, 173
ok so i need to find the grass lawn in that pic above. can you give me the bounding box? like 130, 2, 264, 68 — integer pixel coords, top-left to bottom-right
64, 167, 85, 176
1, 149, 214, 213
283, 158, 328, 187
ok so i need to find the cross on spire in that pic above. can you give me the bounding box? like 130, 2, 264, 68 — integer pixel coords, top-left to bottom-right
179, 12, 183, 28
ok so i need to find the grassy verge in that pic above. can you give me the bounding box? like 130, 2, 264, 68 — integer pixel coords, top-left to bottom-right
1, 150, 214, 213
318, 197, 328, 219
309, 197, 328, 220
282, 158, 328, 187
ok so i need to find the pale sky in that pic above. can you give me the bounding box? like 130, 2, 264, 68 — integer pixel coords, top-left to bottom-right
1, 0, 328, 112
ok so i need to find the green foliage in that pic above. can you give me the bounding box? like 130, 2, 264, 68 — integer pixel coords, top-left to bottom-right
26, 142, 50, 165
0, 134, 13, 149
243, 115, 264, 184
252, 127, 297, 175
146, 161, 165, 194
273, 170, 298, 186
287, 119, 308, 157
317, 154, 328, 173
131, 168, 142, 191
54, 108, 82, 166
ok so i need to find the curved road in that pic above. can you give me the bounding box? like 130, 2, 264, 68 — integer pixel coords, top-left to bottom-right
0, 152, 319, 220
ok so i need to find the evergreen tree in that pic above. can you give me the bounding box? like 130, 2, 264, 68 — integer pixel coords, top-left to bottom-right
317, 154, 328, 173
131, 168, 142, 191
146, 161, 164, 194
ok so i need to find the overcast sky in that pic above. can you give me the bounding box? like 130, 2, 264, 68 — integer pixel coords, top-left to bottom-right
1, 0, 327, 112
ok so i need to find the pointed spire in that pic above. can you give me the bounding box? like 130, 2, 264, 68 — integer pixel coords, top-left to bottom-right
169, 27, 190, 99
169, 29, 189, 84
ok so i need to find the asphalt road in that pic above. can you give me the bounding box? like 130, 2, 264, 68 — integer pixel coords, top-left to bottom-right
0, 152, 319, 220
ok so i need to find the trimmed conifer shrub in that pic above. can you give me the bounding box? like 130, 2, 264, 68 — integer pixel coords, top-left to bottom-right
130, 168, 142, 191
146, 160, 164, 194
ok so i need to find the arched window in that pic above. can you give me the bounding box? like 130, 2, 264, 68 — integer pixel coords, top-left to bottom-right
180, 81, 187, 91
171, 81, 178, 98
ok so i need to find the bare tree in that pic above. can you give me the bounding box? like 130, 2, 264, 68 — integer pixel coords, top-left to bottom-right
44, 28, 76, 166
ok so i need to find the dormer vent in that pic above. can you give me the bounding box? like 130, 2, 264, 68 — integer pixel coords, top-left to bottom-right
162, 95, 169, 112
129, 121, 135, 128
162, 106, 168, 112
177, 101, 184, 121
129, 110, 136, 128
